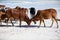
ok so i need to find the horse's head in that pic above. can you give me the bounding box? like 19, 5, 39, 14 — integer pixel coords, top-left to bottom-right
24, 17, 31, 26
30, 17, 37, 24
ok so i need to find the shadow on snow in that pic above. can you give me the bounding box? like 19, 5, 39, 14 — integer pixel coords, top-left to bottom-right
0, 25, 51, 28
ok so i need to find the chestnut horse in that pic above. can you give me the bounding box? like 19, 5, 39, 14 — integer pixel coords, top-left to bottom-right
0, 11, 5, 23
15, 6, 28, 15
5, 7, 30, 26
30, 8, 58, 28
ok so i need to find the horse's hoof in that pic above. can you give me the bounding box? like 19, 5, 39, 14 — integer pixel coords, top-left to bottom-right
38, 26, 40, 28
57, 26, 59, 28
4, 21, 7, 23
50, 26, 52, 28
34, 22, 36, 24
20, 26, 21, 27
12, 25, 14, 26
44, 26, 46, 27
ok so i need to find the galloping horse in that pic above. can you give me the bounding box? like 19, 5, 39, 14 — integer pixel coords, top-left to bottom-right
30, 8, 58, 28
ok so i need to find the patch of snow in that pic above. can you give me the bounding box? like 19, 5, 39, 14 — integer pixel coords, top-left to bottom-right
0, 25, 60, 40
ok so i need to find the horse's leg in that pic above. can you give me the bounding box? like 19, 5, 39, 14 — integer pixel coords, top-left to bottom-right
5, 17, 11, 26
33, 21, 36, 24
43, 20, 46, 27
54, 18, 59, 28
0, 18, 2, 25
6, 18, 9, 26
20, 19, 21, 27
50, 18, 54, 27
38, 20, 42, 28
10, 17, 14, 26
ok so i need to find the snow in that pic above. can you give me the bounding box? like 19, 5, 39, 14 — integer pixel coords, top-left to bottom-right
0, 21, 60, 40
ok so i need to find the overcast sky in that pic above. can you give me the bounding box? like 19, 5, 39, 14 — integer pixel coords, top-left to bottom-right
0, 0, 60, 10
0, 0, 60, 8
0, 0, 60, 2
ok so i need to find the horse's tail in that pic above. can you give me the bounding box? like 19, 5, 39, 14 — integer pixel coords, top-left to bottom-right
56, 19, 60, 21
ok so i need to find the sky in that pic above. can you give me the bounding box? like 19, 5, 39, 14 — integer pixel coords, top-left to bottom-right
0, 0, 60, 2
0, 0, 60, 9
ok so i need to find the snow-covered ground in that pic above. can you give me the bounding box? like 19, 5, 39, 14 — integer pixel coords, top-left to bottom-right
0, 21, 60, 40
0, 27, 60, 40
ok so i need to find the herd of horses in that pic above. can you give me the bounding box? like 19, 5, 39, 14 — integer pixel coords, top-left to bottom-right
0, 5, 60, 28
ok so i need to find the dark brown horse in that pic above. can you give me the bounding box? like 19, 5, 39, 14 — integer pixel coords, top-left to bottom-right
0, 7, 10, 24
0, 5, 5, 8
0, 11, 6, 25
30, 8, 59, 28
5, 7, 30, 26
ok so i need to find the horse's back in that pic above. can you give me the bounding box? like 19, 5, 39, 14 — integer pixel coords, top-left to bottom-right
37, 8, 57, 19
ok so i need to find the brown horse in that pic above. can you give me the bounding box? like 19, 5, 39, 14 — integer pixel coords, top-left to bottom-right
0, 11, 6, 24
0, 5, 5, 8
15, 6, 28, 15
30, 8, 58, 28
0, 7, 11, 24
5, 7, 30, 26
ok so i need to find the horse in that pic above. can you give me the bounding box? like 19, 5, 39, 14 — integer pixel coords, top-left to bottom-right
5, 7, 30, 27
0, 7, 7, 24
0, 7, 11, 24
0, 5, 5, 8
30, 8, 59, 28
0, 11, 6, 25
15, 6, 28, 15
29, 7, 36, 15
29, 7, 36, 18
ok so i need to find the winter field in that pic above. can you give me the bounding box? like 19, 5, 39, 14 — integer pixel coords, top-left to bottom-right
0, 0, 60, 40
0, 20, 60, 40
